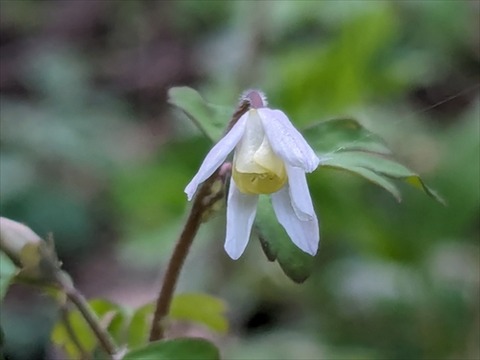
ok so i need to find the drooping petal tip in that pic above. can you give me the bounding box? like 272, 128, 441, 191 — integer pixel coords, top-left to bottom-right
184, 182, 198, 201
285, 166, 316, 221
271, 186, 319, 256
224, 179, 259, 259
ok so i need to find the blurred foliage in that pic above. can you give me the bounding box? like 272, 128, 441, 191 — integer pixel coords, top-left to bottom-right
51, 299, 126, 359
0, 252, 16, 300
0, 0, 479, 360
49, 293, 227, 359
123, 338, 220, 360
169, 293, 229, 335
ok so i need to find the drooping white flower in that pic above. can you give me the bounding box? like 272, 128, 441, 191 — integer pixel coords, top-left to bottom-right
185, 90, 320, 259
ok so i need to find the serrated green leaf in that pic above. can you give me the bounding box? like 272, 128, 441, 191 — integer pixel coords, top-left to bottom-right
321, 152, 445, 204
255, 196, 314, 283
123, 338, 220, 360
303, 118, 391, 155
0, 251, 17, 301
170, 293, 228, 334
127, 303, 154, 348
168, 86, 230, 142
51, 299, 125, 358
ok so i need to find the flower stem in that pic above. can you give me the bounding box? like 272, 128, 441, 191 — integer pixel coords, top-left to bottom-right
149, 99, 250, 342
149, 174, 219, 341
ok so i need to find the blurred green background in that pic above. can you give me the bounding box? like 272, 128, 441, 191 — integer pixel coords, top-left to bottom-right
0, 1, 479, 359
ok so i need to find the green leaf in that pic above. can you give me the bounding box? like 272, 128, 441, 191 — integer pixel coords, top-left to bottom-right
302, 118, 444, 204
51, 299, 125, 358
321, 152, 445, 204
255, 196, 314, 283
127, 303, 154, 348
0, 251, 17, 301
170, 293, 228, 334
329, 165, 402, 202
123, 338, 220, 360
303, 117, 391, 155
168, 86, 230, 142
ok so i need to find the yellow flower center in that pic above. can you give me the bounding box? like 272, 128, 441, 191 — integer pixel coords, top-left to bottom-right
232, 110, 287, 194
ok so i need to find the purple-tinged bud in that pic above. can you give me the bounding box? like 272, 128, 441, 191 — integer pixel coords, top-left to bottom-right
241, 89, 268, 109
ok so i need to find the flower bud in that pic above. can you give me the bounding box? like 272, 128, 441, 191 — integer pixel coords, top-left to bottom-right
0, 217, 61, 283
0, 217, 42, 267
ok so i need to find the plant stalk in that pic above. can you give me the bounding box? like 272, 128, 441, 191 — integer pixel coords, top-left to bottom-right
58, 274, 119, 359
149, 174, 218, 341
149, 97, 251, 342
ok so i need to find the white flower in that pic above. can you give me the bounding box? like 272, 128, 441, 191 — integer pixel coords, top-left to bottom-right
185, 91, 320, 260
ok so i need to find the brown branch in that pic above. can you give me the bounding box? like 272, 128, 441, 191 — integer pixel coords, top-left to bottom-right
148, 174, 219, 341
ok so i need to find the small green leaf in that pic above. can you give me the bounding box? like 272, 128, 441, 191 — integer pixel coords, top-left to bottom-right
168, 86, 230, 142
321, 152, 445, 204
170, 293, 228, 334
52, 309, 95, 358
302, 118, 444, 204
255, 196, 314, 283
123, 338, 220, 360
0, 251, 17, 301
127, 303, 154, 348
303, 118, 391, 155
51, 299, 125, 358
329, 165, 402, 202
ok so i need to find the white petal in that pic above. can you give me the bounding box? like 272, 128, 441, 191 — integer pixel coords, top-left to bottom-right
233, 110, 266, 174
184, 113, 248, 200
257, 108, 320, 172
271, 186, 319, 255
286, 165, 316, 221
225, 179, 258, 259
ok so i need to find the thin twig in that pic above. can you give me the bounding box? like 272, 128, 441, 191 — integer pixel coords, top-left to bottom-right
57, 274, 119, 359
148, 174, 217, 341
66, 288, 118, 358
